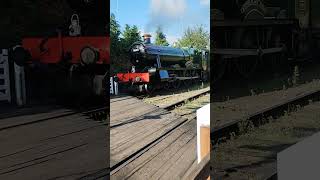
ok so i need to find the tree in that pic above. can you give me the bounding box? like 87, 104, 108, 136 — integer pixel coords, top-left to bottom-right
177, 25, 209, 49
121, 24, 141, 49
110, 13, 121, 56
109, 15, 142, 74
154, 26, 169, 46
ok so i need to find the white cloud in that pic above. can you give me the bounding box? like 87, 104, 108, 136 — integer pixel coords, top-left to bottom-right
199, 0, 209, 6
150, 0, 187, 18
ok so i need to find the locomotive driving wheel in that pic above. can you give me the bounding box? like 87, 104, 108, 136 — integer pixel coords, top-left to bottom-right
212, 55, 227, 83
235, 56, 259, 78
183, 70, 192, 87
267, 52, 285, 73
163, 82, 172, 91
270, 34, 288, 73
234, 28, 260, 78
146, 83, 156, 95
172, 79, 181, 89
190, 70, 199, 84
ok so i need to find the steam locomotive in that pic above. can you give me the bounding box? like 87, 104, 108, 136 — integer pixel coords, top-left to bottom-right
116, 34, 209, 93
212, 0, 320, 81
11, 0, 109, 101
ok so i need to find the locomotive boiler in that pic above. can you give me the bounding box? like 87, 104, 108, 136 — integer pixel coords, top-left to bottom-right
212, 0, 320, 81
129, 41, 191, 68
117, 34, 209, 93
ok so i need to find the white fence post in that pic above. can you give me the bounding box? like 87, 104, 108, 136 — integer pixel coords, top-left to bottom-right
110, 77, 118, 96
12, 46, 26, 106
110, 77, 114, 95
0, 49, 11, 103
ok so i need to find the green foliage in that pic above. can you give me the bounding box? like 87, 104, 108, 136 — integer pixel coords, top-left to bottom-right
110, 14, 142, 74
177, 25, 209, 50
154, 26, 169, 46
121, 24, 141, 49
110, 14, 141, 55
110, 13, 121, 57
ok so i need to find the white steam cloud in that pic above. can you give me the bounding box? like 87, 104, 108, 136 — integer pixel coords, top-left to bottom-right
145, 0, 187, 32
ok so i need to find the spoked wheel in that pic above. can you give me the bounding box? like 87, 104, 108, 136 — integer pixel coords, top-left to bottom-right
234, 28, 261, 78
146, 83, 156, 95
183, 71, 192, 87
191, 70, 199, 84
235, 56, 259, 78
270, 33, 288, 73
212, 55, 227, 83
163, 82, 172, 91
172, 79, 181, 89
268, 52, 284, 73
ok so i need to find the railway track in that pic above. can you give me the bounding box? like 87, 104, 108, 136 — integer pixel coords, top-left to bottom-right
210, 88, 320, 179
144, 87, 210, 110
110, 88, 210, 178
110, 87, 209, 129
211, 88, 320, 144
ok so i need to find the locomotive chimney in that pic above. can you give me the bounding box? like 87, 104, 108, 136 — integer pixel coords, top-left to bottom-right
142, 33, 152, 44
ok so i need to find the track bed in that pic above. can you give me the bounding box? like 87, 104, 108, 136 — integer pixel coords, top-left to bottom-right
210, 80, 320, 179
212, 80, 320, 130
212, 101, 320, 179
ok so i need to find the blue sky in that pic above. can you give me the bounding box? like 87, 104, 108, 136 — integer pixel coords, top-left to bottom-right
110, 0, 210, 45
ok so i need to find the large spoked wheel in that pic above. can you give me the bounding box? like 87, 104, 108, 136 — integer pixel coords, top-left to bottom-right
146, 83, 156, 95
212, 55, 227, 83
265, 52, 284, 73
163, 82, 172, 91
191, 70, 199, 84
183, 71, 192, 87
270, 33, 288, 73
235, 56, 259, 78
234, 28, 260, 78
172, 79, 181, 89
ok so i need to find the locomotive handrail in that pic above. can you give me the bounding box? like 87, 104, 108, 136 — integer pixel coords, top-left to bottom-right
212, 19, 296, 27
213, 47, 284, 56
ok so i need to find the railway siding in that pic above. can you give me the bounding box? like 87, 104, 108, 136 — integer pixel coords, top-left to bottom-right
212, 80, 320, 129
211, 101, 320, 179
210, 80, 320, 179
